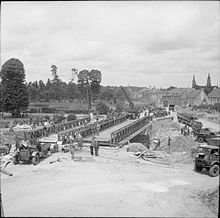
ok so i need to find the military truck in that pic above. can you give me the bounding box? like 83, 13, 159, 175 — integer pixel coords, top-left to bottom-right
194, 144, 219, 177
196, 129, 220, 143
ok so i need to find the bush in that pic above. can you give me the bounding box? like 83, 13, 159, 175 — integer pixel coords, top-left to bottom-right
67, 113, 77, 121
53, 114, 66, 124
96, 102, 110, 115
115, 102, 125, 112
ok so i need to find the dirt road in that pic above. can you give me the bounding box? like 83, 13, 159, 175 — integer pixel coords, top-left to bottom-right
1, 147, 218, 217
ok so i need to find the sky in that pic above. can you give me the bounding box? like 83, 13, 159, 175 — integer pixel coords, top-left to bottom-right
1, 1, 220, 88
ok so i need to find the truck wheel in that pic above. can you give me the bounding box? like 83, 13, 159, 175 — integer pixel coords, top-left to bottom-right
13, 156, 19, 165
197, 137, 204, 143
32, 154, 40, 165
194, 165, 203, 172
209, 164, 219, 177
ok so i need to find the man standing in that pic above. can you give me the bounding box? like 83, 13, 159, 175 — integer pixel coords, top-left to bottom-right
90, 134, 95, 155
94, 139, 100, 156
168, 136, 171, 153
70, 142, 75, 160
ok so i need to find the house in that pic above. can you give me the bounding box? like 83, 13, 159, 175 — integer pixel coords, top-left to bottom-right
208, 88, 220, 105
142, 88, 164, 106
161, 88, 189, 107
184, 89, 209, 106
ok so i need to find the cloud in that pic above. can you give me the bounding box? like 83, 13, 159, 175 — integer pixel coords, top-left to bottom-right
1, 1, 219, 88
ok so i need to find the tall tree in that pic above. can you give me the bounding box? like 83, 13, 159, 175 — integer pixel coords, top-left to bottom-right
51, 65, 61, 101
1, 58, 29, 117
77, 69, 102, 110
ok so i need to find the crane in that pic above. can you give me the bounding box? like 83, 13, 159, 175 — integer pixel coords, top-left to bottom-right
120, 86, 140, 119
120, 86, 134, 109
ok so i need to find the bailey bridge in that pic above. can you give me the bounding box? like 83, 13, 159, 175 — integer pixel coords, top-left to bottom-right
23, 114, 173, 146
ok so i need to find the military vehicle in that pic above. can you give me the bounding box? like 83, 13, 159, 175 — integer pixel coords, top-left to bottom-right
13, 140, 51, 165
194, 144, 219, 177
196, 129, 220, 143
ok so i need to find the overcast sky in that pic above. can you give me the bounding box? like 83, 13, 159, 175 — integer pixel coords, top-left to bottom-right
1, 1, 220, 88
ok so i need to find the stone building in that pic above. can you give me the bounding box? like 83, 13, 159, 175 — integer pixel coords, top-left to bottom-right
208, 88, 220, 105
192, 74, 217, 95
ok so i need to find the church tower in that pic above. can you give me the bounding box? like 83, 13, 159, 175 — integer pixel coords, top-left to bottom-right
192, 74, 196, 88
206, 73, 211, 87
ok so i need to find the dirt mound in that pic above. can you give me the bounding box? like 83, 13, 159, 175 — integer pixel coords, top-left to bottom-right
149, 119, 200, 164
126, 143, 148, 152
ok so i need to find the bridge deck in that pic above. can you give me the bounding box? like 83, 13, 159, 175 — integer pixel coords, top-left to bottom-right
83, 119, 136, 143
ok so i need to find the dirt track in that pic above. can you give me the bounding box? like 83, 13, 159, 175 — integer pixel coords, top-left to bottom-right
1, 146, 219, 217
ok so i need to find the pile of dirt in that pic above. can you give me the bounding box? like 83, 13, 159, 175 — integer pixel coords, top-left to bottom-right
160, 135, 199, 154
194, 187, 219, 216
126, 143, 148, 152
148, 119, 200, 164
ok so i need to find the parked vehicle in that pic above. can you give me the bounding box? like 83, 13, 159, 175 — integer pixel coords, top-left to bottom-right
196, 130, 220, 143
206, 137, 220, 147
194, 144, 219, 177
13, 140, 51, 165
177, 112, 198, 126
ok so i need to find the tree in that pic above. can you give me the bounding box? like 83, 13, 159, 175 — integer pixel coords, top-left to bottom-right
51, 65, 61, 101
77, 69, 102, 110
1, 58, 29, 117
96, 102, 110, 115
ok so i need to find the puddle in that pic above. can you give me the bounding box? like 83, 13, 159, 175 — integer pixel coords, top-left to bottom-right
137, 179, 190, 193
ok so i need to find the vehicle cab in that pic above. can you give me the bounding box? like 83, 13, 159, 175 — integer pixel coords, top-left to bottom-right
195, 144, 219, 177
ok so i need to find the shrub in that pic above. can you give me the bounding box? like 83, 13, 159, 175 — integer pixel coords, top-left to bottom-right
96, 102, 110, 115
53, 114, 66, 124
67, 113, 77, 121
115, 102, 125, 112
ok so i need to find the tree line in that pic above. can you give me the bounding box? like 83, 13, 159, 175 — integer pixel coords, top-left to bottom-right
0, 58, 130, 117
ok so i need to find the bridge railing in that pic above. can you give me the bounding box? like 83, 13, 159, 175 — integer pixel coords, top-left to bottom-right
110, 116, 150, 144
58, 114, 128, 141
24, 116, 90, 141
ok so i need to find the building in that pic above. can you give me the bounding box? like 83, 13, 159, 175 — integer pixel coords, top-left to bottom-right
208, 88, 220, 105
161, 88, 189, 107
184, 89, 209, 106
192, 74, 217, 95
161, 88, 209, 107
142, 88, 164, 106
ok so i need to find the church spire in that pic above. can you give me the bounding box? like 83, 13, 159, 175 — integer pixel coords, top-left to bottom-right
192, 74, 196, 88
206, 73, 211, 87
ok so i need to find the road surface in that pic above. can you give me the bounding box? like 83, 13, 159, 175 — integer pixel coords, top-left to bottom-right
1, 147, 218, 217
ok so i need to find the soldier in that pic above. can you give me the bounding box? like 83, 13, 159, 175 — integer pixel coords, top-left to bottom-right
94, 139, 100, 156
168, 136, 171, 153
70, 142, 75, 160
90, 134, 95, 155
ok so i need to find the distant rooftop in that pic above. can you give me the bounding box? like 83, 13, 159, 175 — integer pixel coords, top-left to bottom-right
208, 88, 220, 98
